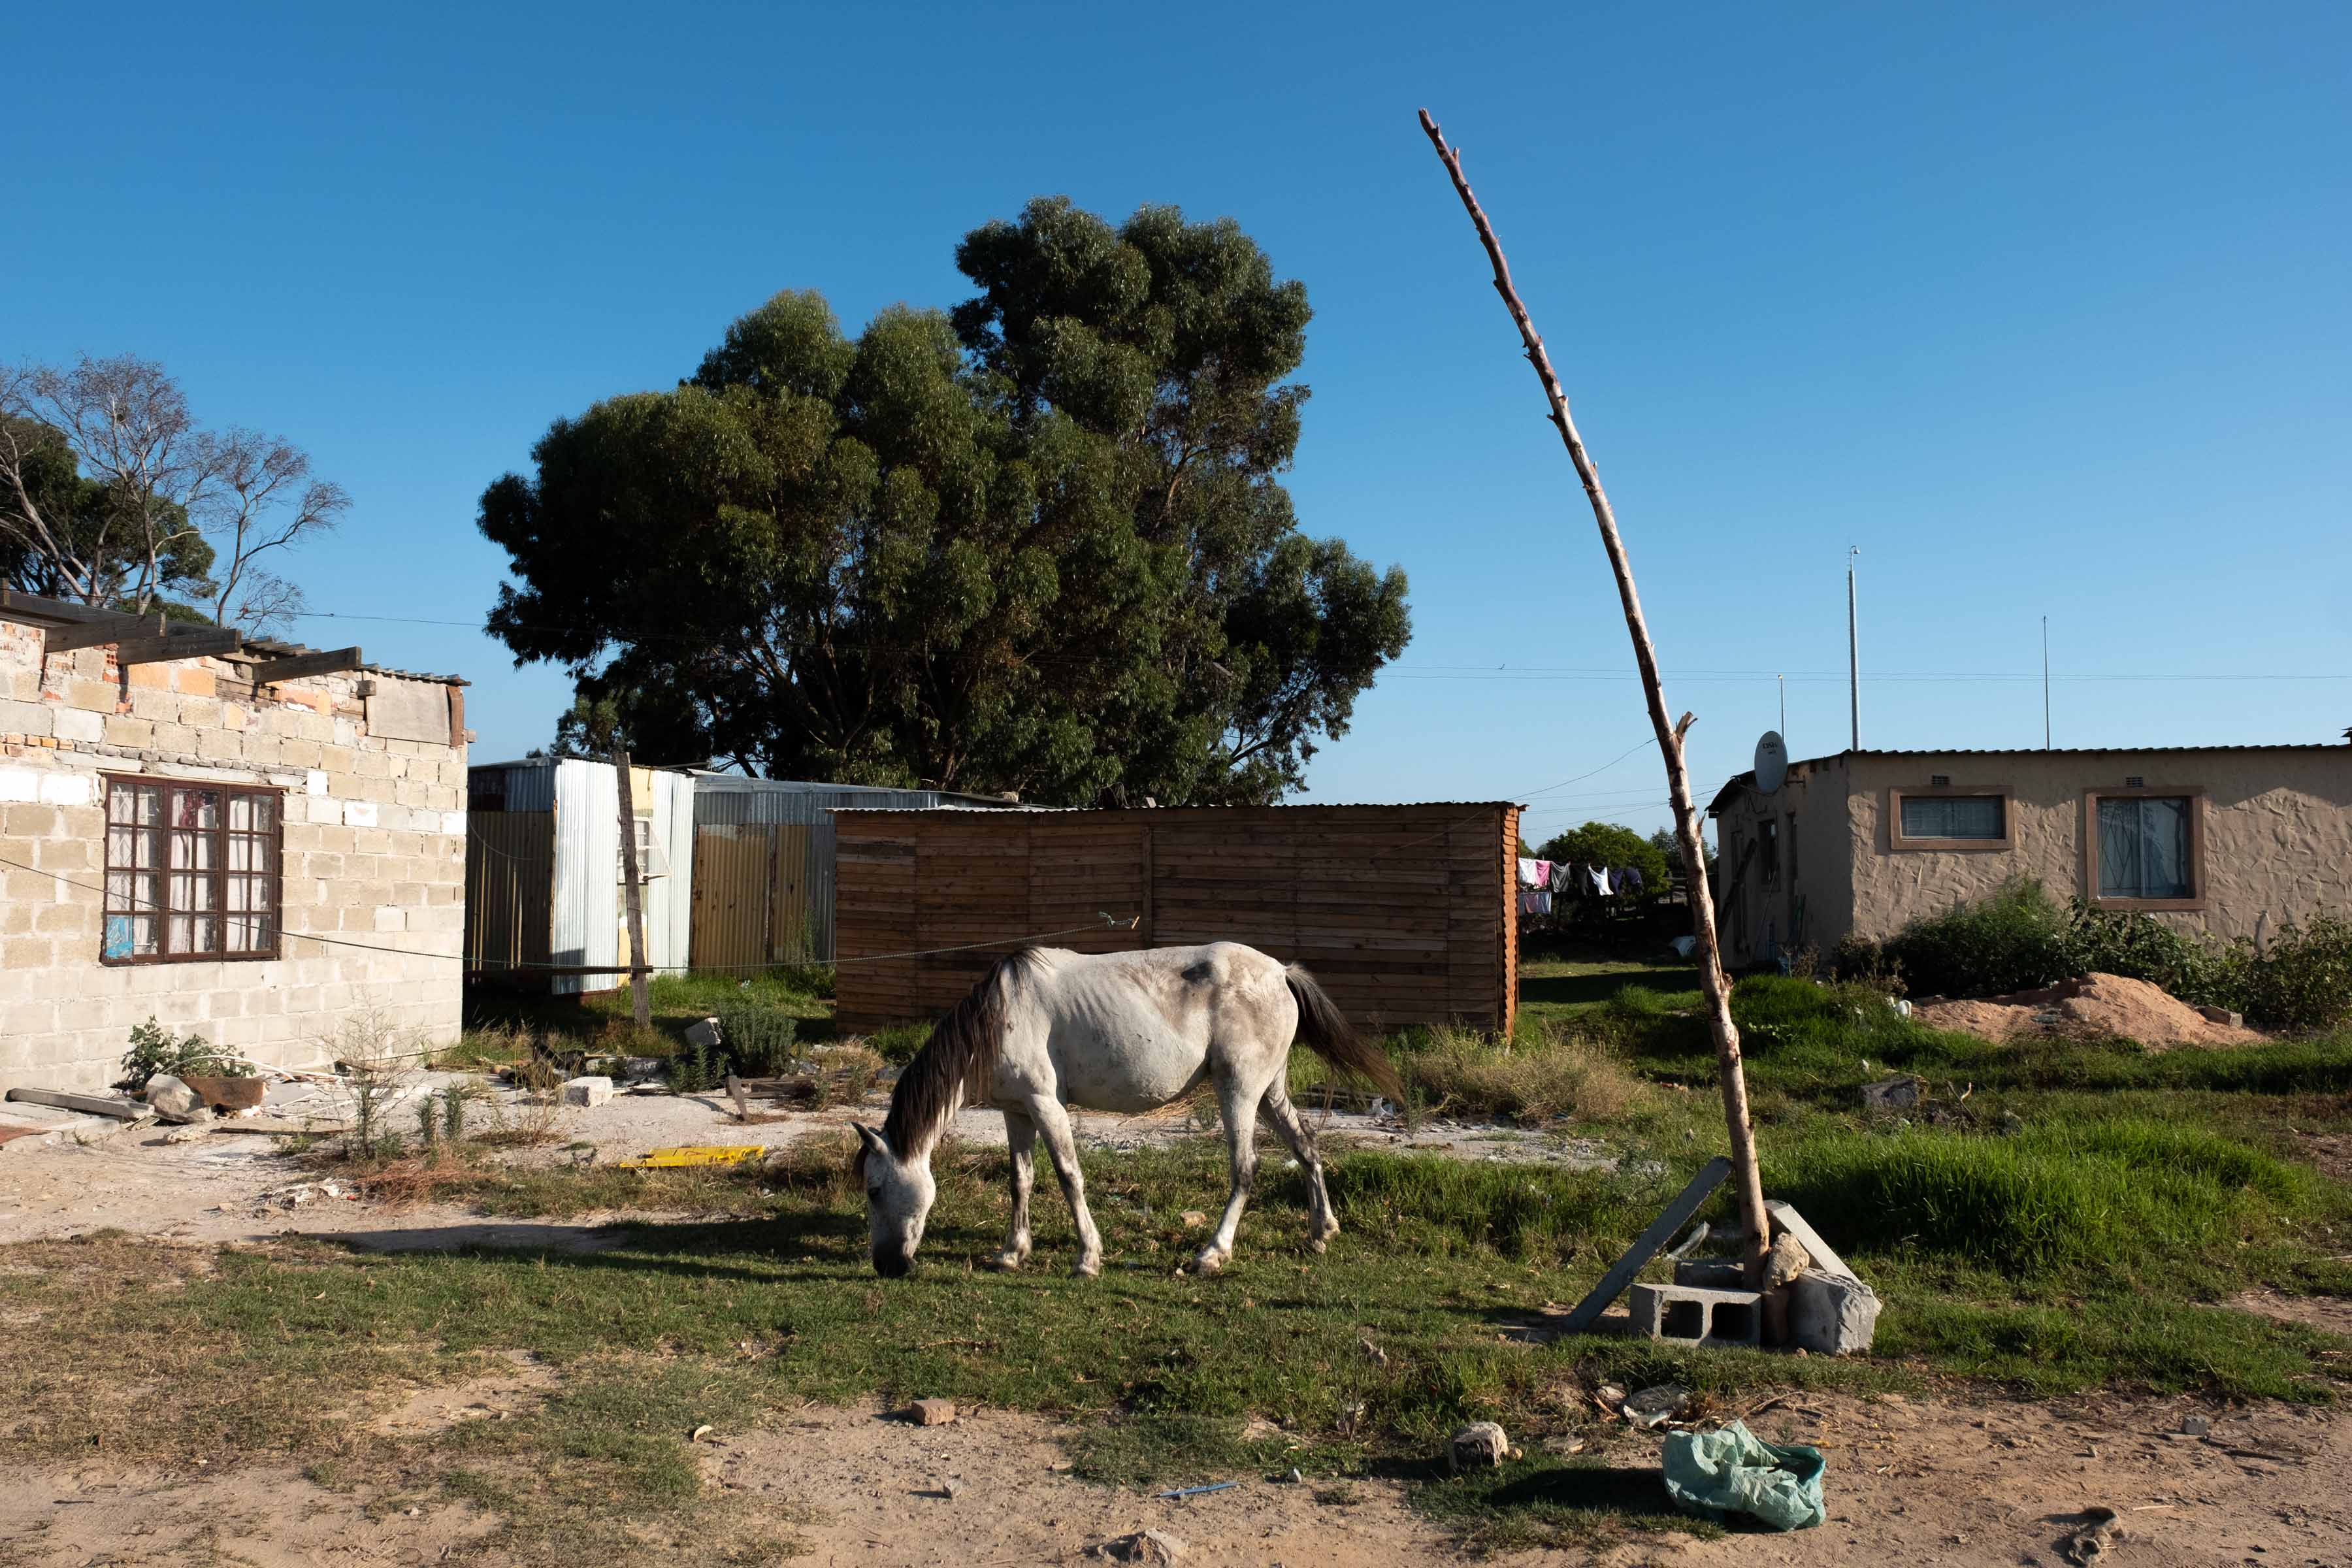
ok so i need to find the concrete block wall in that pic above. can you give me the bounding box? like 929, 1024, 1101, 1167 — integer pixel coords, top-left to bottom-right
0, 619, 466, 1094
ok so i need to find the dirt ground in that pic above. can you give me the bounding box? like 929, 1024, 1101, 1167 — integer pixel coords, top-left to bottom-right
0, 1073, 1625, 1252
6, 1077, 2350, 1565
1914, 973, 2264, 1050
4, 1387, 2349, 1567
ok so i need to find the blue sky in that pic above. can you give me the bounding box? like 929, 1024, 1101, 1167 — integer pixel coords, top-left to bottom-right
8, 3, 2346, 843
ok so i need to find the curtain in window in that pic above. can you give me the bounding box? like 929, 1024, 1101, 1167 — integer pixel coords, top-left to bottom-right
2098, 796, 2191, 899
1901, 796, 2004, 840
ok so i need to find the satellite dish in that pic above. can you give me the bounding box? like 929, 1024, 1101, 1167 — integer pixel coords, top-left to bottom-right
1754, 730, 1789, 795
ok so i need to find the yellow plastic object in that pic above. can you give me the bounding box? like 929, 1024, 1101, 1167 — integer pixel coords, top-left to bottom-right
617, 1145, 765, 1169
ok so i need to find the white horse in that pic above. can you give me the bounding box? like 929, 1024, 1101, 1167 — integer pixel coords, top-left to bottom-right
853, 942, 1405, 1279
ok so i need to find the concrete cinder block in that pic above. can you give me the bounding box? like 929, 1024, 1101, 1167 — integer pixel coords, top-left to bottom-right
1672, 1256, 1750, 1290
562, 1075, 613, 1108
53, 706, 104, 744
1788, 1269, 1880, 1356
1628, 1282, 1763, 1348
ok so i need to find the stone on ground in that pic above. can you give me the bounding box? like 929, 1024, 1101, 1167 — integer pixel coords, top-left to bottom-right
561, 1075, 614, 1108
907, 1398, 956, 1426
144, 1075, 206, 1124
1095, 1529, 1186, 1564
1448, 1421, 1511, 1471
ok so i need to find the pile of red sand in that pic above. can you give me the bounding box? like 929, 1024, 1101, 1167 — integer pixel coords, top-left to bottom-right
1912, 972, 2263, 1051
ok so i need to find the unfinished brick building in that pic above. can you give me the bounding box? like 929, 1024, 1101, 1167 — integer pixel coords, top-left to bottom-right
0, 591, 468, 1094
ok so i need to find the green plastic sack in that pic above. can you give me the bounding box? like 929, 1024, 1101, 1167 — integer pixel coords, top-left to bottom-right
1660, 1419, 1825, 1531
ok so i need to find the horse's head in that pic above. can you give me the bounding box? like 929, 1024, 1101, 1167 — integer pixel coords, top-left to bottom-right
854, 1123, 936, 1277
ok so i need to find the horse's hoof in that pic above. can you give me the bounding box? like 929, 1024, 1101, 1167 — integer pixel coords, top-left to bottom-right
1307, 1237, 1327, 1255
1194, 1249, 1226, 1275
990, 1250, 1025, 1272
1073, 1257, 1102, 1279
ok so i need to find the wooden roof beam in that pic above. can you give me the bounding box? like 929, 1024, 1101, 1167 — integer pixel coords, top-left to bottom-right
41, 614, 166, 655
114, 628, 243, 665
248, 645, 364, 685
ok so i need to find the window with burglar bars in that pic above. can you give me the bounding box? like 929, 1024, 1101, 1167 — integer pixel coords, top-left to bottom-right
103, 777, 282, 962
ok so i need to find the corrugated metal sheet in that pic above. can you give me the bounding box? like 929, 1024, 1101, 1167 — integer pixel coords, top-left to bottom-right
550, 759, 621, 996
470, 759, 558, 813
649, 770, 694, 971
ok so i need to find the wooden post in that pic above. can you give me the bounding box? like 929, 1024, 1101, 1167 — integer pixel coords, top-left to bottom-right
1420, 108, 1770, 1265
612, 746, 653, 1030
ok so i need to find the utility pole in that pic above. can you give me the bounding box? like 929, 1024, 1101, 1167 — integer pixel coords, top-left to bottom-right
1846, 547, 1861, 752
2042, 615, 2051, 749
1778, 673, 1786, 737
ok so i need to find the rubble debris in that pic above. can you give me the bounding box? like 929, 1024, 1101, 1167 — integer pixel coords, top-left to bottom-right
1622, 1385, 1691, 1429
1562, 1156, 1732, 1333
1861, 1075, 1922, 1113
144, 1075, 206, 1124
1448, 1421, 1511, 1471
2061, 1504, 2121, 1563
907, 1399, 957, 1426
1092, 1529, 1186, 1564
561, 1075, 614, 1108
1152, 1481, 1237, 1499
5, 1087, 147, 1120
182, 1074, 267, 1112
1629, 1282, 1762, 1347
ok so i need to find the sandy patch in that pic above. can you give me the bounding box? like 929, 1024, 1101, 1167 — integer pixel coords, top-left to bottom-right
1914, 973, 2263, 1050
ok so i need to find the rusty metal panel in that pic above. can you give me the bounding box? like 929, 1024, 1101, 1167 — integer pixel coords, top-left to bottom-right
464, 811, 553, 975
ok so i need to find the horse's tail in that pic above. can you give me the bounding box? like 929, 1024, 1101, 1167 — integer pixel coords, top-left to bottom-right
1284, 963, 1407, 1104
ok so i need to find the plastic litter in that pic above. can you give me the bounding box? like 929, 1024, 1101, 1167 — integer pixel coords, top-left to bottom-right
1621, 1384, 1690, 1429
1659, 1420, 1825, 1531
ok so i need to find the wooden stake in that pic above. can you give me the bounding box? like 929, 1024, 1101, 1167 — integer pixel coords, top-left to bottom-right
1419, 108, 1769, 1264
612, 746, 653, 1030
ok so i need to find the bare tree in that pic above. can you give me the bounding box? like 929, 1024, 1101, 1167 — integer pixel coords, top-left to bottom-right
202, 431, 348, 634
0, 356, 213, 611
0, 355, 344, 631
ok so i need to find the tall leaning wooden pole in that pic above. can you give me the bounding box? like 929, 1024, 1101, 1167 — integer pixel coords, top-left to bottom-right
1419, 108, 1769, 1263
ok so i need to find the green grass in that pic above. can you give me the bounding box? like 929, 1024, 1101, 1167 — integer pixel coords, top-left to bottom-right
13, 952, 2352, 1554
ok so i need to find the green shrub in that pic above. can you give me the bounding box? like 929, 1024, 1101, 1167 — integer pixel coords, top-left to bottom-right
116, 1018, 233, 1090
1880, 881, 2073, 998
2222, 917, 2352, 1036
716, 1001, 798, 1077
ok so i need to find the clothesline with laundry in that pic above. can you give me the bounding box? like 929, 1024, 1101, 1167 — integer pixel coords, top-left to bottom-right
1515, 856, 1646, 916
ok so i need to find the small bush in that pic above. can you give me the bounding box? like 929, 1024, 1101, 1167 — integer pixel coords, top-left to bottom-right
717, 1002, 799, 1077
117, 1018, 233, 1090
2223, 916, 2352, 1036
1882, 881, 2073, 998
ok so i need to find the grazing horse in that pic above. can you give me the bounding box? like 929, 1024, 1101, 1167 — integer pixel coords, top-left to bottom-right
853, 942, 1405, 1279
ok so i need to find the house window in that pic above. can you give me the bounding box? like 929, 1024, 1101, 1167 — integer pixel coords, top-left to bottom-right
1887, 786, 2016, 851
2094, 794, 2196, 902
1758, 819, 1779, 887
1900, 795, 2005, 841
103, 777, 281, 962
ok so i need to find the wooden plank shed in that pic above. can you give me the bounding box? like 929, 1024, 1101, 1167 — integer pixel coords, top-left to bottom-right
831, 802, 1522, 1037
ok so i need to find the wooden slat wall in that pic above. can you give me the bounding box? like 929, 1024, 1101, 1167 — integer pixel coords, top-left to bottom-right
833, 804, 1519, 1037
465, 811, 553, 975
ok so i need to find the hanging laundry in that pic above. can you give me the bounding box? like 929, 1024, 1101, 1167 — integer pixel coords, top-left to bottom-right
1548, 861, 1573, 892
1588, 864, 1611, 896
1517, 858, 1541, 888
1519, 889, 1548, 915
1620, 866, 1646, 896
1531, 858, 1552, 888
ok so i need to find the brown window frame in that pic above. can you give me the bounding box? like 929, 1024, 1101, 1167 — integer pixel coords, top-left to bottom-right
102, 774, 286, 965
1887, 784, 2016, 852
2083, 785, 2206, 912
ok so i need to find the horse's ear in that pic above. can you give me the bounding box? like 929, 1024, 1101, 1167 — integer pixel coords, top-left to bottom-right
854, 1122, 889, 1157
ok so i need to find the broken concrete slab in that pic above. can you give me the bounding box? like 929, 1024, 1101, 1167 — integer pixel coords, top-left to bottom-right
1788, 1267, 1880, 1355
561, 1076, 614, 1109
1628, 1282, 1763, 1348
1672, 1256, 1748, 1290
144, 1075, 206, 1124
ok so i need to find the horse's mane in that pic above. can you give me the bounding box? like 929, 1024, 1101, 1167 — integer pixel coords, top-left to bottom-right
864, 949, 1041, 1163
